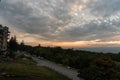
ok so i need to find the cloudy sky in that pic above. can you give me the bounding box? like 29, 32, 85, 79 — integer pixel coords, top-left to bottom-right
0, 0, 120, 52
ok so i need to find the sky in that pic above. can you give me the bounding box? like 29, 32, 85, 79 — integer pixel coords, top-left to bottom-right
0, 0, 120, 53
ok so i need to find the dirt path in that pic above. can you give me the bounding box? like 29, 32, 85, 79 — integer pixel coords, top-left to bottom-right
32, 57, 83, 80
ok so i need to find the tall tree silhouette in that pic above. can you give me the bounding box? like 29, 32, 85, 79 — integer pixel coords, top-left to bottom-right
8, 36, 18, 52
19, 40, 25, 51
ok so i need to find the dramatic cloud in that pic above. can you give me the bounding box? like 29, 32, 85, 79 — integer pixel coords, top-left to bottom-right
1, 0, 120, 51
88, 0, 120, 16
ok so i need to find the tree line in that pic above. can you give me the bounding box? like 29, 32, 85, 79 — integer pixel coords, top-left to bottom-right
8, 36, 120, 80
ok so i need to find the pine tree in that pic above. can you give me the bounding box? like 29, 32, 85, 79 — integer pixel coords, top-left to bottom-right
8, 36, 19, 52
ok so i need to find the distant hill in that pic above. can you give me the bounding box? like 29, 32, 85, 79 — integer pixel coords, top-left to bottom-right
78, 47, 120, 53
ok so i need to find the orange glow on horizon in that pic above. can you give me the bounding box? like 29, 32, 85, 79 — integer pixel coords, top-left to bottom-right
24, 40, 120, 48
11, 32, 120, 48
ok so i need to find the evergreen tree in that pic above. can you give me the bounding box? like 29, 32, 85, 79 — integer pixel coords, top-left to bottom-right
8, 36, 19, 52
19, 40, 25, 51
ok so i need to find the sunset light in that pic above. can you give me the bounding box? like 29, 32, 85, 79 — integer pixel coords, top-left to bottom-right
1, 0, 120, 52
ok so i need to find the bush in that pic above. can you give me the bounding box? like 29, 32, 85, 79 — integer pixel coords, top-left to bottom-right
78, 55, 119, 80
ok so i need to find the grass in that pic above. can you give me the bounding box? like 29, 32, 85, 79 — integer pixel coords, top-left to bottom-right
16, 56, 37, 65
0, 62, 71, 80
0, 55, 71, 80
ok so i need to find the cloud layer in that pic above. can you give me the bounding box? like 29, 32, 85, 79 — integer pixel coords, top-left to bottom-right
0, 0, 120, 48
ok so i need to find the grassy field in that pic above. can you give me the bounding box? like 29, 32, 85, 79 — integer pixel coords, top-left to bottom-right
0, 55, 71, 80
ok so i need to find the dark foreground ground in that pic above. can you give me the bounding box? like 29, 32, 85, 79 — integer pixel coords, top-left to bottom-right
0, 56, 71, 80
